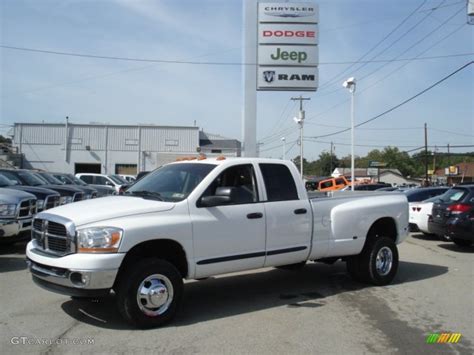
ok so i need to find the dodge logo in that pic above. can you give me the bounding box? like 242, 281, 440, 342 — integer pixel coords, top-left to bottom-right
263, 71, 275, 83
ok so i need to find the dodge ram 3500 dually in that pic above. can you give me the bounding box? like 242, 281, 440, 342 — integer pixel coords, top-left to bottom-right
26, 158, 409, 328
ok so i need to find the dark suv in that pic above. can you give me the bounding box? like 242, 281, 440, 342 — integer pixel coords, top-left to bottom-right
428, 185, 474, 247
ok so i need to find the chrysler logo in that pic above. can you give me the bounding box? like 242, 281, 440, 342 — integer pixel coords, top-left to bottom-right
264, 6, 316, 18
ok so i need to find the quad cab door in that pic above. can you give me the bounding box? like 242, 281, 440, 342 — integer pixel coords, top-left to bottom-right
190, 163, 266, 278
258, 163, 312, 267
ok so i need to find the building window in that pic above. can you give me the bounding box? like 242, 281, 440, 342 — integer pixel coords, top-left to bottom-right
211, 149, 222, 154
165, 139, 179, 146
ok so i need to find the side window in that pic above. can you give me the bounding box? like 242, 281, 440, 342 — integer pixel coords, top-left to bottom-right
201, 164, 258, 205
79, 175, 93, 184
320, 180, 333, 189
335, 178, 345, 186
259, 163, 298, 201
94, 176, 108, 185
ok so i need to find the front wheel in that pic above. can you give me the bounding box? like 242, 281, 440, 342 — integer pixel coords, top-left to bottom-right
116, 259, 183, 328
347, 237, 399, 286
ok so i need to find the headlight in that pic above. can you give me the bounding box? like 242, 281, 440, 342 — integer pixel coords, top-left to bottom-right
36, 200, 44, 210
0, 204, 17, 217
77, 227, 123, 253
59, 196, 73, 205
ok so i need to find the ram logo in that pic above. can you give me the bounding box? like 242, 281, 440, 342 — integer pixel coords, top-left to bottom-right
263, 71, 275, 83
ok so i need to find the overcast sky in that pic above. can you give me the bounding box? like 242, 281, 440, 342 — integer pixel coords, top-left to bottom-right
1, 0, 473, 160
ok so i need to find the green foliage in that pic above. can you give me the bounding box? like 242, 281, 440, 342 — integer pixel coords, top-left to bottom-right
0, 135, 12, 144
300, 147, 474, 178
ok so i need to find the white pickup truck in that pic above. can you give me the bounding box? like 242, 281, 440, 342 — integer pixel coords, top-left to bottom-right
26, 158, 408, 328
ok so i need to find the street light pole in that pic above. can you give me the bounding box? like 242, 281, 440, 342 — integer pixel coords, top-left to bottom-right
281, 137, 286, 160
343, 77, 356, 191
291, 95, 310, 179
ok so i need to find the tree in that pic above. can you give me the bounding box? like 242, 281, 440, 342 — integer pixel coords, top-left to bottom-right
0, 135, 12, 144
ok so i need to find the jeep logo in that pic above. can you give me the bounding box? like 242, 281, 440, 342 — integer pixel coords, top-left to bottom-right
270, 48, 307, 63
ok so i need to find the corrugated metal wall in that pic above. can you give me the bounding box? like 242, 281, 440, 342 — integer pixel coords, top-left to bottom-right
14, 123, 199, 153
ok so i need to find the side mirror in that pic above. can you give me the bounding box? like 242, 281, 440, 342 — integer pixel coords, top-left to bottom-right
200, 187, 236, 207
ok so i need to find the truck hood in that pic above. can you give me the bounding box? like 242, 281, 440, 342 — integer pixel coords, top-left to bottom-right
37, 196, 176, 226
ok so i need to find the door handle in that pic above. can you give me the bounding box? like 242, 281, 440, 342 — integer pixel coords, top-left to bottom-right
247, 212, 263, 219
294, 208, 307, 215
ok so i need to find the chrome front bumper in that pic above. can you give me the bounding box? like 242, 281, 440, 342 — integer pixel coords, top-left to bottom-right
27, 258, 118, 290
26, 241, 124, 296
0, 217, 33, 238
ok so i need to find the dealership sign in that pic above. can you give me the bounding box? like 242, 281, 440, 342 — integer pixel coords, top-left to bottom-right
258, 67, 318, 90
259, 24, 318, 45
257, 2, 319, 91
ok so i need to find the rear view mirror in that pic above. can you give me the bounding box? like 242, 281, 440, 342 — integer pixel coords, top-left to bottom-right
200, 187, 236, 207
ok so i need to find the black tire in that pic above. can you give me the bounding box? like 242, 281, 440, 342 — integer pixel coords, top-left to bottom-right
452, 238, 473, 247
348, 237, 399, 286
116, 258, 183, 329
276, 261, 306, 271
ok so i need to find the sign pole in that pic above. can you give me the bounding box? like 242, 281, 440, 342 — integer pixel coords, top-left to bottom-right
242, 0, 258, 157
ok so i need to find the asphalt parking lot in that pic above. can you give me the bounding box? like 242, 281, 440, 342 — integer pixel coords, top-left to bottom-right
1, 234, 473, 354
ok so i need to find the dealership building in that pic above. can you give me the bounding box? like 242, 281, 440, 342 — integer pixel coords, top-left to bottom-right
12, 122, 241, 175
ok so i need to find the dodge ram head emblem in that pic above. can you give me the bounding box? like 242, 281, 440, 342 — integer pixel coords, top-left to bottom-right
263, 71, 275, 83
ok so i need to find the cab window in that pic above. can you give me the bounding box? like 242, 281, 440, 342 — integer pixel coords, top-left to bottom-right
201, 164, 258, 205
320, 180, 334, 189
259, 163, 298, 201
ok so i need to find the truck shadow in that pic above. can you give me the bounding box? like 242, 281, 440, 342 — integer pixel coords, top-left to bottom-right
0, 241, 28, 255
0, 257, 27, 273
60, 260, 447, 330
437, 243, 474, 253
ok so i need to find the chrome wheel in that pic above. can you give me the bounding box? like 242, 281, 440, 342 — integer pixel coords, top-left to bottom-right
375, 246, 393, 276
136, 274, 174, 316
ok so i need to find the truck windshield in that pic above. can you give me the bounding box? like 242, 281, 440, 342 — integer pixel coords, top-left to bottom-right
127, 163, 216, 202
0, 174, 15, 187
18, 172, 46, 186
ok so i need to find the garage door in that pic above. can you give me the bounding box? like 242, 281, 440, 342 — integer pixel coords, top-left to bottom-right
115, 164, 137, 175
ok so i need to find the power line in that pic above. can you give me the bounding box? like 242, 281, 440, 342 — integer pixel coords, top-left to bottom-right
429, 128, 474, 137
317, 0, 429, 90
0, 44, 471, 66
307, 62, 473, 139
358, 5, 465, 83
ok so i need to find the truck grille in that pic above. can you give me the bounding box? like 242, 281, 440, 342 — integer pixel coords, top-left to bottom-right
45, 196, 60, 210
18, 199, 36, 218
32, 218, 74, 255
73, 192, 84, 202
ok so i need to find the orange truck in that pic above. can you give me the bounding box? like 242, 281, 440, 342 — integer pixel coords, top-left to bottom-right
317, 176, 351, 192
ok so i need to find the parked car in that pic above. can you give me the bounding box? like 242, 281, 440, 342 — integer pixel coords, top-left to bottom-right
318, 176, 351, 192
0, 188, 36, 245
36, 171, 98, 200
51, 173, 116, 197
119, 174, 136, 183
344, 183, 392, 191
0, 169, 84, 204
429, 185, 474, 246
404, 187, 449, 203
408, 194, 447, 234
0, 174, 60, 213
27, 157, 408, 328
76, 173, 126, 193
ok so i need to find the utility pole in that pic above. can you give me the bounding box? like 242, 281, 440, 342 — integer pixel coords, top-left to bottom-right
281, 137, 286, 160
291, 95, 310, 179
330, 141, 334, 175
447, 143, 451, 166
424, 123, 428, 186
